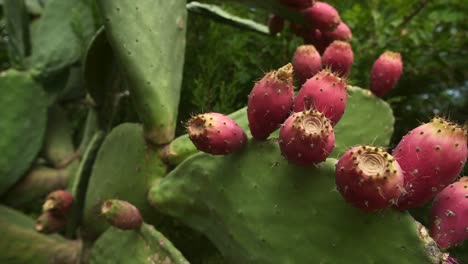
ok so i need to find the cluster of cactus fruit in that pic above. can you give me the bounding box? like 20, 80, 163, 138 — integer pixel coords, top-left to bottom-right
0, 0, 467, 263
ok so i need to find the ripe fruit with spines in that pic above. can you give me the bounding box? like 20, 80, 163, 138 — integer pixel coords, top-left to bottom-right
322, 40, 354, 77
336, 145, 404, 211
292, 45, 322, 85
268, 14, 284, 35
247, 63, 295, 140
294, 69, 348, 125
370, 51, 403, 97
302, 1, 341, 32
187, 112, 247, 155
101, 199, 143, 230
279, 109, 335, 166
430, 177, 468, 250
323, 22, 352, 42
392, 117, 468, 210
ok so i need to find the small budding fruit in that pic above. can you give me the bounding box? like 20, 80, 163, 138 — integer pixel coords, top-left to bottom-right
42, 190, 74, 216
35, 212, 66, 234
393, 117, 468, 210
323, 22, 352, 42
279, 110, 335, 166
336, 146, 404, 211
247, 64, 295, 140
302, 1, 341, 32
292, 45, 322, 85
322, 41, 354, 77
268, 14, 284, 35
294, 69, 347, 125
370, 51, 403, 97
187, 113, 247, 154
101, 199, 143, 230
430, 177, 468, 249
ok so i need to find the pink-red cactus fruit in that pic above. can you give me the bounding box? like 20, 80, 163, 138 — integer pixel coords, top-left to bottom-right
292, 45, 322, 85
322, 40, 354, 77
42, 190, 74, 216
323, 22, 352, 42
268, 14, 285, 35
279, 109, 335, 166
101, 200, 143, 230
187, 112, 247, 155
293, 69, 347, 125
247, 63, 295, 140
302, 28, 331, 54
430, 177, 468, 249
302, 1, 341, 32
393, 117, 468, 210
370, 51, 403, 97
279, 0, 313, 10
336, 145, 404, 212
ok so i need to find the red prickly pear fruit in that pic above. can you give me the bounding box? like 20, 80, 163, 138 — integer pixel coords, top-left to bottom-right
336, 145, 404, 212
430, 177, 468, 249
35, 212, 66, 234
187, 113, 247, 155
302, 2, 341, 32
279, 0, 313, 10
292, 45, 322, 85
101, 199, 143, 230
302, 28, 330, 54
42, 190, 74, 216
279, 109, 335, 166
293, 69, 347, 125
393, 117, 468, 210
370, 51, 403, 97
268, 14, 285, 35
322, 40, 354, 77
247, 63, 295, 140
323, 22, 352, 42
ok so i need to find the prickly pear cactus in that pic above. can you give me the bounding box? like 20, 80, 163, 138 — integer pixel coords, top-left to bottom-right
0, 69, 47, 195
30, 0, 96, 76
150, 140, 443, 264
90, 224, 188, 264
163, 86, 394, 166
96, 0, 187, 144
0, 205, 82, 264
82, 123, 165, 239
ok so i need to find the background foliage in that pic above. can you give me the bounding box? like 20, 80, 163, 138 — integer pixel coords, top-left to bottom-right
180, 0, 468, 174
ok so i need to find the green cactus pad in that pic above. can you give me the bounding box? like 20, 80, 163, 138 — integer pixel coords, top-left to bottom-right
66, 131, 105, 237
30, 0, 96, 76
96, 0, 187, 144
150, 140, 442, 264
82, 123, 166, 239
0, 69, 47, 195
42, 105, 76, 168
163, 86, 394, 166
0, 205, 82, 263
90, 224, 188, 264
